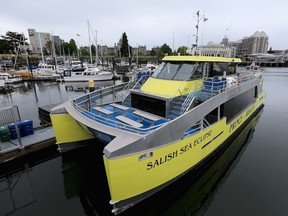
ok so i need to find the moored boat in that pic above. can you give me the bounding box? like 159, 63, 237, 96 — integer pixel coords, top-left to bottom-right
59, 63, 114, 82
0, 72, 23, 84
50, 55, 265, 214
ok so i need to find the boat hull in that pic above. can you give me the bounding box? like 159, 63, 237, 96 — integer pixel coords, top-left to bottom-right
63, 74, 114, 82
50, 111, 95, 152
103, 92, 265, 212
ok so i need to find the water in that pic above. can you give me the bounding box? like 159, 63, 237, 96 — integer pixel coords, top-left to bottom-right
1, 70, 288, 216
0, 79, 124, 127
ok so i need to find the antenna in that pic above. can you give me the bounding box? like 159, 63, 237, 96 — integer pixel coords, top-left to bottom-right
193, 10, 204, 46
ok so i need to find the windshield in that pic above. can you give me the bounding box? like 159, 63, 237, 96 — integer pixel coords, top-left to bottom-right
151, 61, 201, 80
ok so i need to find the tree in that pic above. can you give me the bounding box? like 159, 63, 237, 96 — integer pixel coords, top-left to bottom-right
177, 46, 188, 55
60, 39, 77, 56
160, 43, 172, 56
69, 39, 77, 56
45, 40, 53, 55
120, 32, 132, 58
1, 31, 28, 54
0, 39, 9, 53
91, 44, 96, 55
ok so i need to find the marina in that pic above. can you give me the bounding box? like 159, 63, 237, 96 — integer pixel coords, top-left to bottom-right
1, 0, 288, 215
0, 69, 288, 215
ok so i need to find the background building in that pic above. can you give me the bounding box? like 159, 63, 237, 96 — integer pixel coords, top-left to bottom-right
191, 41, 236, 57
28, 28, 62, 55
225, 31, 269, 57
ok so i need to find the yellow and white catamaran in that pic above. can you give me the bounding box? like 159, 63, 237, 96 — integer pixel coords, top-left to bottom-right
50, 55, 265, 214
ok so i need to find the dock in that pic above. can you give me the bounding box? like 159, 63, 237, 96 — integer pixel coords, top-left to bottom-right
38, 103, 59, 125
0, 105, 56, 163
0, 126, 56, 163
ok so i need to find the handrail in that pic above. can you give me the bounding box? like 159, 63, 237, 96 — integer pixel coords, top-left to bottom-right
169, 80, 186, 101
69, 73, 261, 134
70, 100, 167, 135
180, 82, 199, 114
130, 75, 150, 90
119, 75, 150, 103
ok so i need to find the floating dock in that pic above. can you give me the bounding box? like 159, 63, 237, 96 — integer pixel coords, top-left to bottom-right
0, 126, 55, 163
38, 104, 59, 125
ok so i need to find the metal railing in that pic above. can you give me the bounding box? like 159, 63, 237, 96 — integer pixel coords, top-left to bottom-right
0, 106, 21, 127
182, 117, 210, 138
70, 100, 167, 135
180, 83, 199, 114
69, 73, 261, 134
0, 105, 23, 152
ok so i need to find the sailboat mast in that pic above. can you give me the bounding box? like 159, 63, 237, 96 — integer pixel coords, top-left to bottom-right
87, 20, 93, 63
51, 31, 57, 71
38, 32, 44, 63
95, 30, 98, 64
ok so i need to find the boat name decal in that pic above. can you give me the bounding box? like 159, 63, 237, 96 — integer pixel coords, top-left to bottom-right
246, 105, 255, 117
146, 130, 212, 170
147, 150, 179, 170
193, 130, 212, 147
229, 116, 243, 133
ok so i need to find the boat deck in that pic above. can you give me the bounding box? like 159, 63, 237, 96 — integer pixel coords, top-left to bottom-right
71, 73, 259, 135
83, 104, 168, 134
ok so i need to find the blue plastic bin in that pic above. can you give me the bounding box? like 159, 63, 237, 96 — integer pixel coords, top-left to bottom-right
21, 120, 34, 136
8, 122, 24, 139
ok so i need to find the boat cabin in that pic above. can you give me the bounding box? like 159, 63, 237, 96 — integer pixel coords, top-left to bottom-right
128, 56, 241, 119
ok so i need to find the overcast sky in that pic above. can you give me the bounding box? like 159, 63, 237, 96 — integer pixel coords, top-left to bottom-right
1, 0, 287, 50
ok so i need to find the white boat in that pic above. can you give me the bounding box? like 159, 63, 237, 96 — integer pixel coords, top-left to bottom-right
237, 61, 263, 73
0, 72, 23, 84
60, 63, 114, 82
29, 63, 61, 80
51, 55, 265, 214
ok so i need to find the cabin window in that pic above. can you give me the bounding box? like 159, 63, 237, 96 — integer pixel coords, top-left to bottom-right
131, 93, 166, 117
254, 86, 258, 98
210, 63, 237, 76
173, 63, 198, 80
152, 61, 202, 81
224, 88, 255, 123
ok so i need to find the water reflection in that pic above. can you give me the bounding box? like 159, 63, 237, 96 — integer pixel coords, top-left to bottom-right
61, 106, 263, 216
0, 146, 59, 216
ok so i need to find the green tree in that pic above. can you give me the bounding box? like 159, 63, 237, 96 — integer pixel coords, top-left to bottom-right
61, 42, 70, 55
120, 32, 132, 57
60, 39, 77, 56
69, 39, 77, 56
177, 46, 188, 55
1, 31, 28, 54
150, 48, 156, 56
91, 44, 96, 55
160, 43, 172, 56
45, 40, 52, 55
0, 39, 9, 53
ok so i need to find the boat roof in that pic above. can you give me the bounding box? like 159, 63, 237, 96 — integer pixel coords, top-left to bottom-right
162, 55, 242, 63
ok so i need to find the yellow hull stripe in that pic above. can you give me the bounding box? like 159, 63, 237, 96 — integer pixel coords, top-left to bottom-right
50, 113, 94, 144
104, 92, 265, 202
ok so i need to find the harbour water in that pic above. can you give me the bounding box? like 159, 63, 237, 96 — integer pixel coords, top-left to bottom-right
1, 70, 288, 216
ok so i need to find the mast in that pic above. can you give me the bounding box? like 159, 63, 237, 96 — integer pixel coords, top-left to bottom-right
95, 30, 98, 64
87, 20, 93, 63
51, 31, 57, 72
193, 10, 204, 46
38, 32, 44, 63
